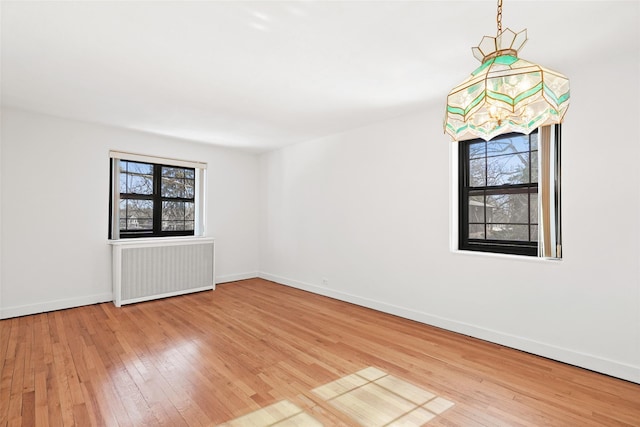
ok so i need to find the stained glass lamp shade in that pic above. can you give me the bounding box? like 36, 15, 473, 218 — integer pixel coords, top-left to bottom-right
444, 28, 570, 141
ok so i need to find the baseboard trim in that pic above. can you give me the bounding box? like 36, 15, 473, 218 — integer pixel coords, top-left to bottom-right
0, 271, 260, 319
1, 292, 114, 319
216, 272, 258, 284
258, 272, 640, 384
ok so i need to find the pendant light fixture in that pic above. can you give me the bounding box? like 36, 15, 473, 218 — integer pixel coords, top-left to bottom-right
444, 0, 570, 141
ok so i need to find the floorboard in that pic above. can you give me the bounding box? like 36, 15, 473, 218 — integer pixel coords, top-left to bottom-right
1, 278, 639, 426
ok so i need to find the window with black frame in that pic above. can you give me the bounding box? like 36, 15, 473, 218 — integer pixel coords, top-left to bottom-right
113, 160, 196, 238
459, 131, 540, 256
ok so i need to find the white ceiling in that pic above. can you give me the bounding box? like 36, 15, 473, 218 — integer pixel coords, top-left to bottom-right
1, 1, 637, 153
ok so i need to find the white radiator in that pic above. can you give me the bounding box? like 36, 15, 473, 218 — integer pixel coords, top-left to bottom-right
110, 237, 215, 307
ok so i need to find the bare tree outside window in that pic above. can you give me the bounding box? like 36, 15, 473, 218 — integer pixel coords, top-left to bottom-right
460, 131, 540, 256
116, 160, 195, 238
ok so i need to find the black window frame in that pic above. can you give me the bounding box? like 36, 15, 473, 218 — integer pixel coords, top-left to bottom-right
459, 130, 540, 257
109, 159, 196, 239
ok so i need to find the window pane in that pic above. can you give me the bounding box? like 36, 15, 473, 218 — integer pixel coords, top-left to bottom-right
530, 225, 539, 242
161, 220, 195, 231
487, 134, 529, 156
487, 153, 530, 186
161, 177, 185, 198
184, 180, 195, 198
127, 174, 153, 194
119, 174, 127, 193
469, 141, 485, 159
125, 162, 153, 175
162, 221, 185, 231
530, 193, 538, 223
119, 198, 153, 231
160, 165, 195, 199
161, 201, 195, 232
487, 193, 529, 223
160, 166, 196, 199
128, 199, 153, 218
531, 151, 538, 183
120, 161, 154, 195
185, 202, 195, 220
128, 218, 153, 230
162, 201, 185, 220
530, 132, 538, 151
162, 167, 185, 178
469, 224, 485, 239
487, 224, 529, 241
469, 158, 485, 187
468, 195, 485, 222
120, 199, 154, 218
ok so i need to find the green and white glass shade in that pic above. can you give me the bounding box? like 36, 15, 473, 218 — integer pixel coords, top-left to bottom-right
444, 28, 570, 141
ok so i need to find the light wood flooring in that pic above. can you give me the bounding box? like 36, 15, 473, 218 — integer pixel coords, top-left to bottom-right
1, 278, 639, 426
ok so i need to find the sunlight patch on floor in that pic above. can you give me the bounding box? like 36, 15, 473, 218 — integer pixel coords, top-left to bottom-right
218, 367, 454, 426
218, 400, 322, 427
312, 367, 454, 426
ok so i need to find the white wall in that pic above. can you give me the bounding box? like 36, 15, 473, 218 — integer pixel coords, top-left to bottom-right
0, 110, 3, 316
0, 108, 260, 318
258, 13, 640, 382
1, 2, 637, 385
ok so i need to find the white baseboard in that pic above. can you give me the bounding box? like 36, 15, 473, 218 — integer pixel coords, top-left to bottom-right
259, 272, 640, 384
216, 272, 258, 284
1, 292, 114, 319
0, 271, 259, 319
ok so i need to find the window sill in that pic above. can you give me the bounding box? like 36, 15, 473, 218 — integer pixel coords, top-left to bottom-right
109, 236, 213, 246
452, 249, 562, 263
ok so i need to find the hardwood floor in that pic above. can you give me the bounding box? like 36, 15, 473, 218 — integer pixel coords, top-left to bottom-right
1, 278, 639, 426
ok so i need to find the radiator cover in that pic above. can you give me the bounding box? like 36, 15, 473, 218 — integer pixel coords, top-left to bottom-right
111, 237, 215, 307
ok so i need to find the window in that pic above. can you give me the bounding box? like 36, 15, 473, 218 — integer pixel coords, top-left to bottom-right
109, 152, 206, 239
458, 125, 561, 257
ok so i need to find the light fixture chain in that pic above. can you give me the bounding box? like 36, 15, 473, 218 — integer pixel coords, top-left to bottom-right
497, 0, 503, 35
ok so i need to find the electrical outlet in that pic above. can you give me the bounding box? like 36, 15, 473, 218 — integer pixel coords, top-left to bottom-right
322, 278, 329, 286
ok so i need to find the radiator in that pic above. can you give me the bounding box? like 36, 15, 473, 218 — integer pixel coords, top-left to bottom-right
111, 237, 215, 307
